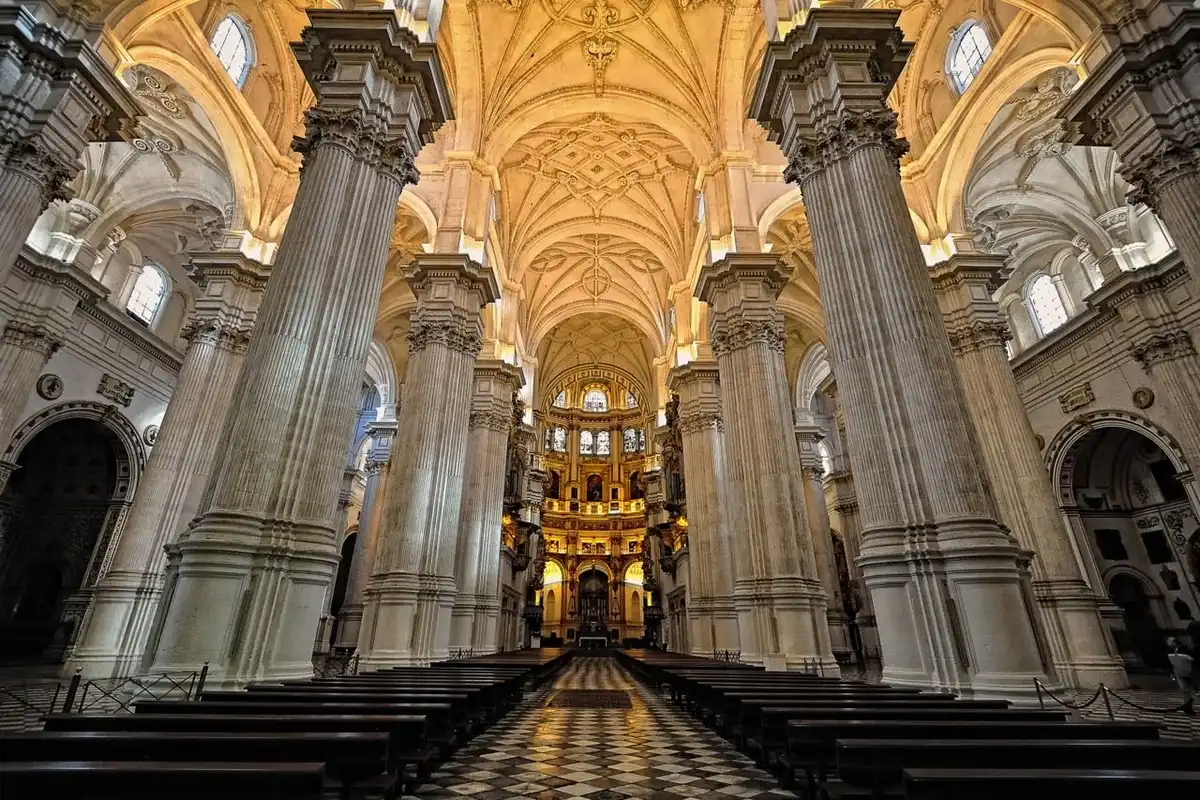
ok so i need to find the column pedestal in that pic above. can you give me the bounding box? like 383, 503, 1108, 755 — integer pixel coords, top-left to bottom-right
696, 257, 837, 673
752, 9, 1047, 696
142, 12, 447, 687
359, 255, 498, 667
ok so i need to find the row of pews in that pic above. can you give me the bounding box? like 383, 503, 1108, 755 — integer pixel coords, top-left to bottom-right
1, 649, 571, 799
617, 650, 1200, 800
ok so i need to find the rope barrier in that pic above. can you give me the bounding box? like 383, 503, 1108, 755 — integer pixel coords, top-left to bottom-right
1034, 678, 1194, 719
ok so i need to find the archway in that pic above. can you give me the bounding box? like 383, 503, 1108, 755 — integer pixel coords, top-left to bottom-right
328, 530, 357, 621
1054, 422, 1200, 674
578, 567, 609, 638
0, 419, 128, 662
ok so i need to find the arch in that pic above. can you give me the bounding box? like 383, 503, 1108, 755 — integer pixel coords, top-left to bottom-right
543, 559, 564, 586
526, 298, 666, 358
1045, 410, 1192, 509
758, 187, 805, 243
4, 402, 147, 497
398, 190, 439, 243
575, 559, 613, 580
1024, 273, 1069, 338
209, 12, 255, 89
794, 342, 832, 412
364, 339, 399, 417
624, 560, 644, 586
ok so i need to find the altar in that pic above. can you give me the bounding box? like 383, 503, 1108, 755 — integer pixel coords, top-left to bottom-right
578, 636, 608, 649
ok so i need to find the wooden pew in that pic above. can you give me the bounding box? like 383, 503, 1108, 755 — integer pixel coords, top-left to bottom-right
0, 761, 325, 800
0, 731, 390, 800
836, 739, 1200, 800
901, 768, 1200, 799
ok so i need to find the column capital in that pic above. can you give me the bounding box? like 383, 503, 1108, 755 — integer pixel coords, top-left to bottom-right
1, 320, 61, 358
668, 361, 724, 433
1132, 328, 1196, 370
696, 255, 790, 357
406, 254, 498, 356
1064, 11, 1200, 211
469, 359, 524, 431
931, 251, 1013, 356
292, 10, 452, 181
749, 9, 912, 186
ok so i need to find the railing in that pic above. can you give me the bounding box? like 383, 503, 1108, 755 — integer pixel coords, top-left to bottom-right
795, 657, 827, 677
448, 648, 475, 661
313, 653, 360, 678
542, 498, 646, 516
1032, 677, 1194, 720
0, 680, 62, 718
714, 649, 741, 664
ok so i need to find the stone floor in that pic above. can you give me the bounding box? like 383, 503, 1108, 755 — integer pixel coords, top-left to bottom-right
407, 657, 798, 799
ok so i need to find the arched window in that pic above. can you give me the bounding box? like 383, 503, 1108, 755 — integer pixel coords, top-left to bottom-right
947, 21, 992, 93
1025, 274, 1069, 337
623, 428, 638, 453
597, 431, 611, 456
552, 427, 567, 452
626, 390, 638, 409
553, 390, 567, 408
126, 264, 168, 325
582, 388, 608, 412
580, 430, 594, 455
818, 441, 834, 476
210, 14, 254, 88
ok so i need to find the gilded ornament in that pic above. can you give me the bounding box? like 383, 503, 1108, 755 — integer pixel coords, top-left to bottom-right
1132, 387, 1155, 409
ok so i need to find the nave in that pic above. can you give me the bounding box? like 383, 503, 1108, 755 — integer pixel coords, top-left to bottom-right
410, 657, 795, 800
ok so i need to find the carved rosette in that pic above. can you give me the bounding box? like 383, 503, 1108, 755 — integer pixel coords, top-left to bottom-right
783, 108, 910, 187
946, 320, 1013, 356
293, 107, 420, 185
1121, 130, 1200, 211
180, 319, 253, 354
1, 322, 62, 359
1, 136, 77, 206
710, 318, 786, 357
407, 318, 483, 356
1132, 329, 1196, 370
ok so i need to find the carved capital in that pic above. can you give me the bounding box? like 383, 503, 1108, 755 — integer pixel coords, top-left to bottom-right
364, 458, 388, 477
181, 319, 252, 354
1121, 130, 1200, 211
1, 322, 62, 359
1, 137, 77, 206
1132, 329, 1196, 370
946, 320, 1012, 356
408, 317, 483, 356
783, 108, 909, 186
710, 318, 785, 357
678, 411, 723, 434
469, 410, 512, 432
293, 107, 420, 186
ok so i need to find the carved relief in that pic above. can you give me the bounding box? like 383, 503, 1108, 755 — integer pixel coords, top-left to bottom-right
1132, 387, 1156, 409
2, 322, 62, 359
36, 374, 63, 401
1132, 330, 1196, 370
710, 319, 787, 357
784, 109, 909, 186
97, 374, 135, 407
1058, 383, 1095, 414
293, 107, 420, 186
407, 318, 484, 356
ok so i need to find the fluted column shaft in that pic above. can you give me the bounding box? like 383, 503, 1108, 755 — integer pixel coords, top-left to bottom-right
449, 361, 521, 654
754, 10, 1045, 695
142, 11, 447, 686
0, 321, 60, 426
335, 452, 388, 649
69, 317, 253, 678
1134, 331, 1200, 478
358, 256, 498, 667
795, 418, 849, 658
829, 470, 878, 656
933, 252, 1126, 688
668, 362, 739, 657
696, 259, 836, 672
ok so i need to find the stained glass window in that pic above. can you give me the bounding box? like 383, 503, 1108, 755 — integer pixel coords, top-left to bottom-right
597, 431, 611, 456
552, 427, 567, 452
623, 428, 638, 453
1026, 274, 1068, 337
637, 430, 646, 451
553, 390, 567, 408
626, 391, 637, 409
126, 264, 167, 325
580, 430, 594, 454
947, 21, 992, 93
210, 15, 253, 88
583, 389, 608, 412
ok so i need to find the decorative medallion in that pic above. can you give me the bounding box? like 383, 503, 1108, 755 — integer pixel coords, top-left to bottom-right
36, 373, 63, 400
143, 424, 159, 446
1132, 387, 1155, 409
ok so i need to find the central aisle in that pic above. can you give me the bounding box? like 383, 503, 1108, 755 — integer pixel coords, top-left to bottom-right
410, 655, 798, 799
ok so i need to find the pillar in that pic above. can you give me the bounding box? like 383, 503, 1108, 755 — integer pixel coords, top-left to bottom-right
932, 250, 1126, 688
142, 11, 448, 686
0, 2, 137, 282
449, 360, 522, 654
752, 9, 1047, 696
336, 424, 393, 649
1132, 329, 1200, 477
696, 256, 837, 673
358, 254, 498, 667
795, 413, 851, 661
1065, 8, 1200, 284
828, 467, 879, 660
667, 361, 739, 657
68, 250, 265, 678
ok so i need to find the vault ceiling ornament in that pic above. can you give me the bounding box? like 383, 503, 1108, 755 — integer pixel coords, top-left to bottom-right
1009, 68, 1079, 121
124, 67, 190, 120
582, 0, 620, 96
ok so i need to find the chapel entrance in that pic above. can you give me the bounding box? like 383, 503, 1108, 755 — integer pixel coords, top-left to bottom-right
578, 567, 609, 640
0, 419, 124, 663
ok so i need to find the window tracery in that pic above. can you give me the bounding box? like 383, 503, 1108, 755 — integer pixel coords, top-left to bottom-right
210, 14, 253, 88
553, 390, 567, 408
582, 388, 608, 412
549, 426, 567, 452
1026, 273, 1069, 337
126, 264, 168, 326
597, 431, 611, 456
580, 430, 594, 454
947, 21, 992, 93
625, 390, 637, 409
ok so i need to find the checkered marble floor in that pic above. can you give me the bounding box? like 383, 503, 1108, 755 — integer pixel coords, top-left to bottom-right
405, 656, 798, 799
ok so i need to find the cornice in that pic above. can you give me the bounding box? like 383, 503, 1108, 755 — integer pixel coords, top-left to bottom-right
13, 247, 108, 303
77, 300, 185, 373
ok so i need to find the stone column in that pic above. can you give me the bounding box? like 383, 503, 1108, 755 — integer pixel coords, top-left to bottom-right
828, 468, 879, 660
337, 421, 395, 649
795, 414, 850, 661
449, 360, 522, 654
1132, 329, 1200, 473
358, 255, 498, 667
142, 11, 448, 686
696, 256, 837, 673
752, 9, 1047, 696
68, 250, 266, 678
932, 250, 1126, 688
667, 361, 739, 657
1065, 9, 1200, 285
0, 2, 137, 282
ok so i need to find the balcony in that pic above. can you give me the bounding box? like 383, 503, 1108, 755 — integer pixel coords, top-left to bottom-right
542, 498, 646, 516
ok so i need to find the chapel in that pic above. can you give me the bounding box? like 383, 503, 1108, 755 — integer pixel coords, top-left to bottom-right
0, 0, 1199, 795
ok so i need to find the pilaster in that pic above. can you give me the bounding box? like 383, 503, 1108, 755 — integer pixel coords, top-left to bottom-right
68, 249, 266, 678
932, 250, 1126, 688
336, 423, 392, 650
696, 254, 837, 673
751, 8, 1046, 695
0, 1, 138, 283
359, 254, 498, 667
142, 11, 448, 687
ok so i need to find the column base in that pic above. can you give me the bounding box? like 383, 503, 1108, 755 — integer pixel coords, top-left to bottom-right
470, 599, 500, 655
733, 577, 840, 675
334, 604, 364, 650
358, 571, 456, 667
143, 514, 340, 688
63, 571, 163, 680
826, 607, 852, 661
1034, 578, 1129, 690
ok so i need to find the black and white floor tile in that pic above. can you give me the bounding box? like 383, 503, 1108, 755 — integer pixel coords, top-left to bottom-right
405, 658, 799, 799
